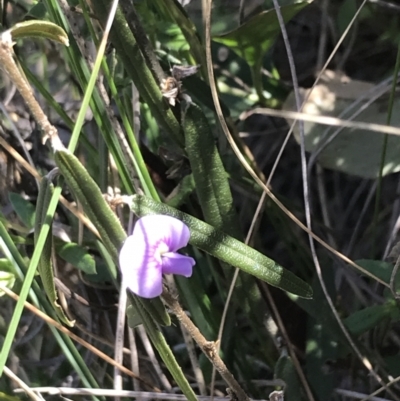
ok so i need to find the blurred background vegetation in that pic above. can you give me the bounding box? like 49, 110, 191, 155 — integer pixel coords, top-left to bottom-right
2, 0, 400, 400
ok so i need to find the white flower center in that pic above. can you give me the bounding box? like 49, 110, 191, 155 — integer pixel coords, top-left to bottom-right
157, 242, 169, 256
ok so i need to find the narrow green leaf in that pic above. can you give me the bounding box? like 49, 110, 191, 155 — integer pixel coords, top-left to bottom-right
57, 242, 96, 275
182, 102, 242, 238
355, 259, 398, 287
305, 319, 337, 399
130, 195, 313, 298
54, 148, 126, 262
213, 2, 310, 67
344, 301, 400, 336
275, 354, 303, 401
129, 293, 199, 401
167, 174, 196, 209
9, 192, 36, 230
182, 75, 231, 117
337, 0, 357, 35
42, 0, 135, 194
34, 174, 74, 327
183, 101, 269, 336
89, 0, 183, 146
155, 0, 206, 70
175, 273, 217, 340
126, 304, 143, 328
8, 20, 69, 46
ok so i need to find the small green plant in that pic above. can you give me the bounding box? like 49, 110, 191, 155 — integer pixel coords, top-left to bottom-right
1, 1, 400, 401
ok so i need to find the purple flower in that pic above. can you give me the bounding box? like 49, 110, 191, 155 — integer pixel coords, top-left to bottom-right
119, 215, 196, 298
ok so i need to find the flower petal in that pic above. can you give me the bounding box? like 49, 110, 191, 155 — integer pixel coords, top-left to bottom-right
162, 252, 195, 277
119, 215, 193, 298
134, 215, 190, 252
119, 234, 163, 298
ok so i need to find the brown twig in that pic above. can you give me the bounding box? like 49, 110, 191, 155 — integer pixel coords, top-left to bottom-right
0, 284, 159, 391
0, 32, 58, 142
162, 290, 250, 401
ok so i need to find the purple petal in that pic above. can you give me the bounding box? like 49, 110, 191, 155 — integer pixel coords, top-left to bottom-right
119, 233, 163, 298
134, 215, 190, 252
118, 215, 192, 299
162, 252, 195, 277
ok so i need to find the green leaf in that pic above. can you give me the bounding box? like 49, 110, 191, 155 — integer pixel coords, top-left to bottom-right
183, 102, 242, 238
126, 304, 143, 328
384, 355, 400, 377
183, 75, 231, 117
130, 195, 313, 299
9, 192, 36, 230
57, 242, 96, 275
34, 175, 74, 327
154, 0, 206, 69
157, 22, 190, 52
306, 319, 337, 399
182, 101, 270, 336
54, 149, 126, 263
275, 354, 303, 401
0, 258, 14, 273
8, 20, 69, 46
344, 301, 400, 336
0, 271, 16, 297
129, 293, 198, 401
337, 0, 357, 35
213, 2, 310, 67
25, 2, 48, 19
167, 174, 196, 209
355, 259, 397, 286
89, 0, 184, 146
0, 392, 23, 401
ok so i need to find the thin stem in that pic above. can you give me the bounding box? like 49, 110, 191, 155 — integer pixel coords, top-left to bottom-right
162, 290, 250, 401
0, 33, 58, 141
0, 284, 157, 389
372, 39, 400, 257
114, 282, 128, 401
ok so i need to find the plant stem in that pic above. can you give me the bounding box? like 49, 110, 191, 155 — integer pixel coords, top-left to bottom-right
0, 33, 58, 142
162, 290, 250, 401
